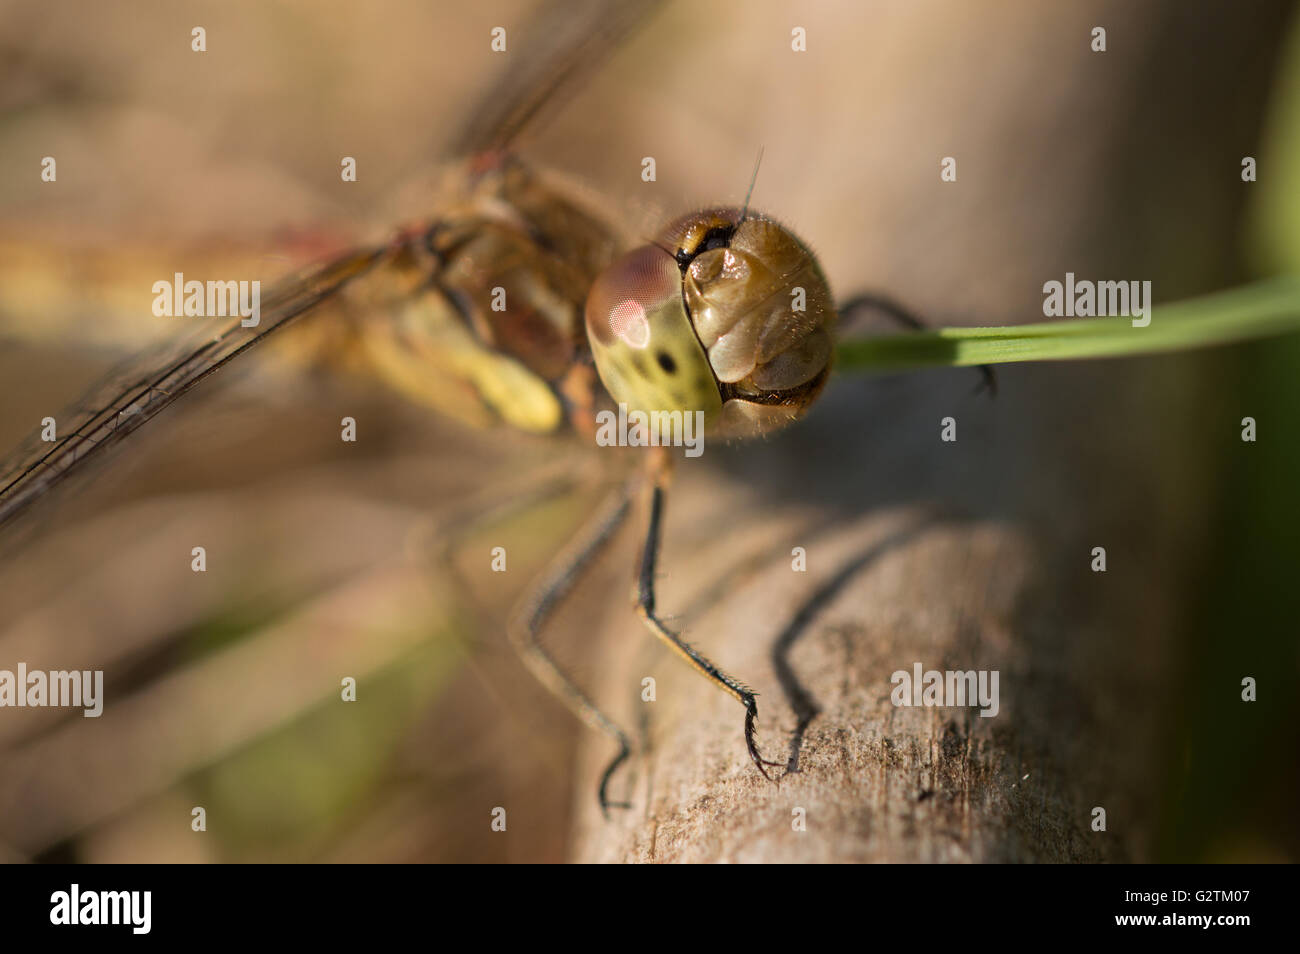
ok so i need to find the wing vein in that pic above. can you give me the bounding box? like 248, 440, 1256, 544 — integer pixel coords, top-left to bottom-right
0, 245, 389, 530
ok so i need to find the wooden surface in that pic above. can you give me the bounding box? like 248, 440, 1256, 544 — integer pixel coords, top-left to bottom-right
571, 359, 1212, 862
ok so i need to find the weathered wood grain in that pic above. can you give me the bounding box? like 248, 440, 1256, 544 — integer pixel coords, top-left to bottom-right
572, 359, 1208, 862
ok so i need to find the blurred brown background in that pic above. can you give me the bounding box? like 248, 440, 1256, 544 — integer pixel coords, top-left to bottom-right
0, 0, 1297, 862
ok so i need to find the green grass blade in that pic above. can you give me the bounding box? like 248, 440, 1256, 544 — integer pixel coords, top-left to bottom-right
833, 276, 1300, 373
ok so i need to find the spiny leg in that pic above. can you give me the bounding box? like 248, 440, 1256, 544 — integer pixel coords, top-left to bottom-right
633, 456, 782, 779
838, 292, 998, 397
507, 477, 638, 817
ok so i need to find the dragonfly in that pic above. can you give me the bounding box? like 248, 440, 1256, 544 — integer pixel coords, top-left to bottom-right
0, 0, 988, 845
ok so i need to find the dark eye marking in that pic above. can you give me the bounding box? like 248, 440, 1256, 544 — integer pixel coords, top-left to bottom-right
700, 225, 734, 252
675, 224, 736, 271
657, 351, 677, 374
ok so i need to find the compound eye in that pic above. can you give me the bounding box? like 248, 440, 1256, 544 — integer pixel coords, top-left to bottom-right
584, 245, 680, 350
584, 244, 723, 421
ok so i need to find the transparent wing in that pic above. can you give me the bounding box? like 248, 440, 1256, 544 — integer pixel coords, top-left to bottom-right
0, 245, 389, 531
451, 0, 667, 156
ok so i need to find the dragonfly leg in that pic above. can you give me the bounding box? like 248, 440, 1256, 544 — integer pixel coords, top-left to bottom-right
507, 476, 638, 818
633, 456, 783, 780
838, 292, 998, 397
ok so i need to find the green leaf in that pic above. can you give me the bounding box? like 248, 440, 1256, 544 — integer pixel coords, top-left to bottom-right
833, 276, 1300, 373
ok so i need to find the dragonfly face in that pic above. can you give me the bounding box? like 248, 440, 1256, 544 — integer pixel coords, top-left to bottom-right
586, 207, 836, 439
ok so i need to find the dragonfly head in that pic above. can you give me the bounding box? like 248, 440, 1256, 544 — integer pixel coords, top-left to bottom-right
584, 208, 836, 440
